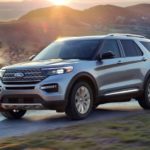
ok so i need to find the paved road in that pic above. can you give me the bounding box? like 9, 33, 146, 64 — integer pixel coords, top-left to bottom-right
0, 100, 143, 139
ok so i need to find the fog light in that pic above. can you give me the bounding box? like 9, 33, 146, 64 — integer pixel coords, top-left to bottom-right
41, 84, 58, 93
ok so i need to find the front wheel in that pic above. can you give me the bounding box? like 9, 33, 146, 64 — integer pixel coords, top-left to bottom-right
1, 110, 26, 119
138, 79, 150, 109
65, 81, 93, 120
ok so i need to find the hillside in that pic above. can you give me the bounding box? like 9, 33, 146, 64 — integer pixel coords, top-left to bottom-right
0, 0, 52, 21
83, 5, 138, 25
20, 4, 150, 26
127, 4, 150, 17
20, 6, 82, 22
0, 4, 150, 65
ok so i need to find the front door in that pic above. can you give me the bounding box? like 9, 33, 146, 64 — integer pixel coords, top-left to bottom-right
95, 39, 136, 96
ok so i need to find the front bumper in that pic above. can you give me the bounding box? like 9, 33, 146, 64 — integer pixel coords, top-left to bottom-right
0, 74, 73, 111
1, 103, 44, 110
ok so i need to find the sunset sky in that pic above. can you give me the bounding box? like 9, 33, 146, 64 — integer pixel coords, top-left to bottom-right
0, 0, 150, 7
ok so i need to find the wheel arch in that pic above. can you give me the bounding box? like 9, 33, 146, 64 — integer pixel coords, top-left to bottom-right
143, 70, 150, 90
65, 72, 99, 106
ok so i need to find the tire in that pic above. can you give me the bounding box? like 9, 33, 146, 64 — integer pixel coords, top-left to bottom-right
65, 81, 94, 120
138, 79, 150, 109
1, 110, 26, 120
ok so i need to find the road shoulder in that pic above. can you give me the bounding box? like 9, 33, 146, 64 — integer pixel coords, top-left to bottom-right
0, 111, 149, 150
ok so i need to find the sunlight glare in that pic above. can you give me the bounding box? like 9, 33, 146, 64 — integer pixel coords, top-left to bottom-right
49, 0, 71, 5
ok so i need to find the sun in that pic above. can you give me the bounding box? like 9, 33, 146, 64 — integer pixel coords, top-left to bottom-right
49, 0, 70, 5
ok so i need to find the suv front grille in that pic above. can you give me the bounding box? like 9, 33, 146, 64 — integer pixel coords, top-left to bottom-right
2, 68, 46, 85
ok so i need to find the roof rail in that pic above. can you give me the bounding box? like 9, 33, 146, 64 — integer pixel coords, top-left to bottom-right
108, 33, 145, 38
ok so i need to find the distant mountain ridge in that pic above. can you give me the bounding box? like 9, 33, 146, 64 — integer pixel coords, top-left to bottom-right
0, 2, 150, 21
127, 4, 150, 20
19, 4, 150, 26
0, 0, 51, 21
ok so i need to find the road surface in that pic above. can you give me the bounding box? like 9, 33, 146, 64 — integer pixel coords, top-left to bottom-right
0, 100, 143, 139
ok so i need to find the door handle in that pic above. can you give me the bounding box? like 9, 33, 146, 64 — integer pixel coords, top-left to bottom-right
141, 57, 147, 61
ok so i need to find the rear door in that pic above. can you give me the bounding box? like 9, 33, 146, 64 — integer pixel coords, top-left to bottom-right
118, 39, 145, 91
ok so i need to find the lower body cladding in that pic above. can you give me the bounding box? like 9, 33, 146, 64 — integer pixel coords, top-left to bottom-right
0, 75, 72, 112
0, 89, 66, 111
0, 94, 46, 110
1, 103, 44, 110
0, 92, 66, 112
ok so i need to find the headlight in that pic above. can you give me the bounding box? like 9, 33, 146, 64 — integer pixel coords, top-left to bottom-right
0, 69, 5, 78
42, 66, 73, 76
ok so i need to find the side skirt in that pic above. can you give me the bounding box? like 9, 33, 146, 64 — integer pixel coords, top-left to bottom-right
104, 89, 139, 96
96, 88, 143, 104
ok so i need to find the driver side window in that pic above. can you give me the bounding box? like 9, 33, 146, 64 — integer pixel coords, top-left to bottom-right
100, 40, 121, 58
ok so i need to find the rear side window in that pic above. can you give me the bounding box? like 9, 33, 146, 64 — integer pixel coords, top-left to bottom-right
141, 42, 150, 51
121, 40, 143, 57
100, 40, 121, 58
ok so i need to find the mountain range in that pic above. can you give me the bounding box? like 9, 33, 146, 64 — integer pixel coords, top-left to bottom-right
20, 4, 150, 26
0, 4, 150, 64
0, 0, 51, 21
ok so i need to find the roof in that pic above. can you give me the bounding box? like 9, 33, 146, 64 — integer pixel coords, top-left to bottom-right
58, 33, 149, 41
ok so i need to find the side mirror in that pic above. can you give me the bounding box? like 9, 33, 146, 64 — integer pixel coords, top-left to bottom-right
29, 55, 35, 61
99, 51, 115, 60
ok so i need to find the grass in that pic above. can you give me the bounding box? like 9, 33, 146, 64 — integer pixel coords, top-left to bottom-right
0, 112, 150, 150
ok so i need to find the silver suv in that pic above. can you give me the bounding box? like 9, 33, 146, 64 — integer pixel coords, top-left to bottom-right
0, 33, 150, 120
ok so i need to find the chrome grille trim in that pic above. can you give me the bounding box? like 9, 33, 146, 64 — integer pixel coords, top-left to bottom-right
2, 68, 46, 85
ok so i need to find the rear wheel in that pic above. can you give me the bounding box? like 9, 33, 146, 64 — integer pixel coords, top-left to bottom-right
65, 81, 93, 120
138, 79, 150, 109
1, 109, 26, 119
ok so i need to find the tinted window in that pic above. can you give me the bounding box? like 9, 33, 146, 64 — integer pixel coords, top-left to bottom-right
34, 40, 101, 61
100, 40, 121, 58
141, 42, 150, 51
121, 40, 143, 57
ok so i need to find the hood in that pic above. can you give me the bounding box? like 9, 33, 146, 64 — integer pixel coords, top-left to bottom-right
2, 59, 80, 70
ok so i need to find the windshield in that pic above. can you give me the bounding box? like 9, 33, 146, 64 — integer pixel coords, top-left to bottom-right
33, 39, 101, 61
